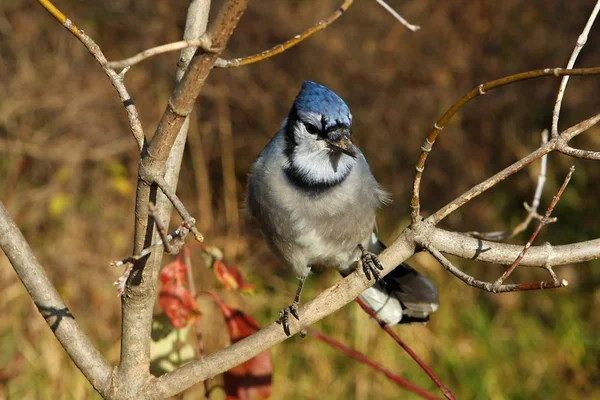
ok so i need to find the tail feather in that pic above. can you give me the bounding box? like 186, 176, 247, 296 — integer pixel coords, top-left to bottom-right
357, 234, 439, 326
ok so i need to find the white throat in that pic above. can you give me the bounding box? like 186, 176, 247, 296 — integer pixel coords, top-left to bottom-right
288, 141, 356, 186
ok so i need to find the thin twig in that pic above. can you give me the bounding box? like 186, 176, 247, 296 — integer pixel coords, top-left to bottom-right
409, 66, 600, 224
558, 145, 600, 160
181, 248, 210, 400
493, 166, 575, 288
530, 130, 550, 212
424, 243, 568, 293
551, 1, 600, 138
107, 36, 214, 69
375, 0, 420, 31
153, 176, 204, 243
214, 0, 353, 68
307, 328, 439, 400
36, 0, 146, 152
355, 299, 454, 400
111, 225, 191, 269
149, 202, 172, 254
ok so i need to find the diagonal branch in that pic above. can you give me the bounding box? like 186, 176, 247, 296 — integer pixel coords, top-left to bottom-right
493, 166, 575, 288
375, 0, 420, 31
424, 244, 567, 293
307, 327, 438, 400
355, 298, 454, 400
0, 203, 113, 396
36, 0, 146, 152
141, 229, 418, 398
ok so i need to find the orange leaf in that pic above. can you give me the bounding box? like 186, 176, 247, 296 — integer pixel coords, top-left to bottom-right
213, 259, 256, 293
210, 294, 272, 400
159, 258, 200, 329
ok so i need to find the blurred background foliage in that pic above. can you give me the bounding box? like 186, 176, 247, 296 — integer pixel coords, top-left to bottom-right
1, 0, 600, 399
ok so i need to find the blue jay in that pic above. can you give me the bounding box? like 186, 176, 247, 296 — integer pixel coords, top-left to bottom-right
246, 81, 438, 335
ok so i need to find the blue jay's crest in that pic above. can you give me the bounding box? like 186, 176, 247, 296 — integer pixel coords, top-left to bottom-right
292, 81, 352, 130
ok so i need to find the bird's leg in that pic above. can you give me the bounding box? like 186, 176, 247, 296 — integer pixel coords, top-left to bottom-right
358, 243, 385, 284
278, 274, 308, 336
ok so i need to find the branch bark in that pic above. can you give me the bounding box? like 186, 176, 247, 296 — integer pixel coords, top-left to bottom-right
0, 203, 113, 397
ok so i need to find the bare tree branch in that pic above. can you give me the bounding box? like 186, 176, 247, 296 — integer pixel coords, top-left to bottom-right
426, 228, 600, 267
117, 0, 227, 393
107, 36, 214, 69
557, 145, 600, 160
410, 66, 600, 224
424, 244, 567, 293
375, 0, 420, 31
493, 166, 574, 288
35, 0, 146, 152
0, 203, 113, 397
214, 0, 354, 68
551, 0, 600, 138
142, 229, 418, 398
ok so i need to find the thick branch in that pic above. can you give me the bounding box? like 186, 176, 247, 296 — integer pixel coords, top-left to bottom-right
141, 230, 418, 398
427, 227, 600, 267
117, 0, 219, 394
0, 203, 113, 396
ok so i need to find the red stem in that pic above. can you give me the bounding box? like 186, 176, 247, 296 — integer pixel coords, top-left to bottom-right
307, 328, 440, 400
356, 298, 455, 400
182, 248, 210, 399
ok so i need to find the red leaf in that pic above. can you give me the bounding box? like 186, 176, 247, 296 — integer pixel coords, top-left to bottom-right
159, 258, 200, 329
213, 259, 256, 293
210, 294, 272, 400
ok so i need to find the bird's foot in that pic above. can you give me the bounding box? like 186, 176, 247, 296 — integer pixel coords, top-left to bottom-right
277, 301, 300, 336
358, 244, 385, 283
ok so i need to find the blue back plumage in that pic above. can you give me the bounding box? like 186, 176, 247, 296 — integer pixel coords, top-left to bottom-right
292, 81, 352, 129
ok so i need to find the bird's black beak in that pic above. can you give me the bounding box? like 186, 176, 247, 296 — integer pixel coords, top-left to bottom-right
325, 128, 357, 158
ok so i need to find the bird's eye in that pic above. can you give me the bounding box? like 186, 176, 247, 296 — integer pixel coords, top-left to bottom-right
304, 122, 320, 135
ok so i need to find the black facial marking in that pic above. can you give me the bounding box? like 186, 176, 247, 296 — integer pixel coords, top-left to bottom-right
284, 163, 349, 194
304, 122, 320, 135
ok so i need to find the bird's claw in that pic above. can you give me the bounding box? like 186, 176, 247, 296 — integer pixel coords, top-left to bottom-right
358, 244, 385, 284
277, 302, 300, 336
